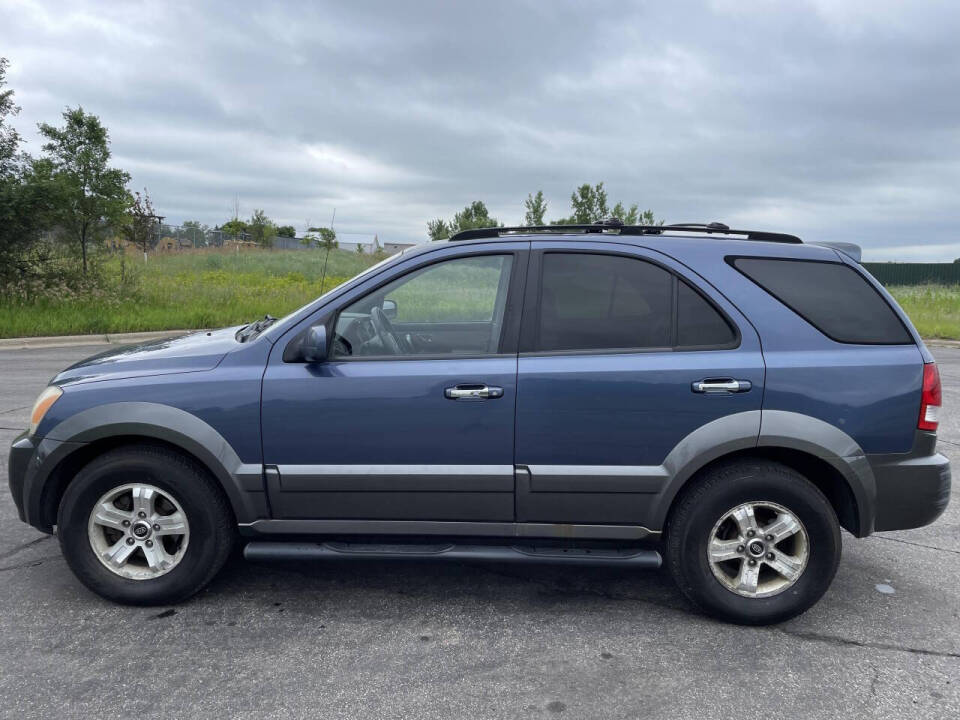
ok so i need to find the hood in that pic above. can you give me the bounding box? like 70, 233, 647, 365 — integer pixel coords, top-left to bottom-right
53, 326, 244, 385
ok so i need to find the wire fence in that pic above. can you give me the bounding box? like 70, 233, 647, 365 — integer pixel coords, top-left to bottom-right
150, 225, 255, 250
141, 225, 388, 254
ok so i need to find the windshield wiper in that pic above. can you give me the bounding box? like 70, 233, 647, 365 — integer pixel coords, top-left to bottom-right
235, 314, 277, 343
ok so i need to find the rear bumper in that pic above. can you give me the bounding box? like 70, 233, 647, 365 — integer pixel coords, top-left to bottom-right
871, 444, 951, 532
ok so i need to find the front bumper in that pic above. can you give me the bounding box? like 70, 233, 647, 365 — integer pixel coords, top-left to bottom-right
8, 431, 33, 523
8, 431, 86, 533
871, 440, 951, 532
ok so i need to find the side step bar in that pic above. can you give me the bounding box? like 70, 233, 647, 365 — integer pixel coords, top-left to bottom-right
244, 541, 662, 568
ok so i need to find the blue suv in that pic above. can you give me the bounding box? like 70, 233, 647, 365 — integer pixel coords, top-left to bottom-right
8, 221, 951, 624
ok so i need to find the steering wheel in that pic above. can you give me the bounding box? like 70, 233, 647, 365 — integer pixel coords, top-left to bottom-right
370, 306, 412, 354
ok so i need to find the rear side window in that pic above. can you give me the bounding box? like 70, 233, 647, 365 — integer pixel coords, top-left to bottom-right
677, 280, 736, 347
538, 253, 673, 351
732, 258, 912, 344
532, 253, 737, 352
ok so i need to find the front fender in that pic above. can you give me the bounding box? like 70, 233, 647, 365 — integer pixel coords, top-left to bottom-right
24, 402, 266, 529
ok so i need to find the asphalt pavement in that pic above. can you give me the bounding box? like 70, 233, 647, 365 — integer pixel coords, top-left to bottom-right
0, 343, 957, 719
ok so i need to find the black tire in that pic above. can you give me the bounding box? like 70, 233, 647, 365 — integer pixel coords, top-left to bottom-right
57, 444, 235, 605
665, 458, 841, 625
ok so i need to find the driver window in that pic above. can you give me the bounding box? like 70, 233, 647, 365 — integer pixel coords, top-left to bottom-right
331, 254, 514, 358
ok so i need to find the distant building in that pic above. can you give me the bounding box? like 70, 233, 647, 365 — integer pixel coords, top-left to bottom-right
383, 241, 416, 255
336, 234, 381, 254
271, 235, 305, 251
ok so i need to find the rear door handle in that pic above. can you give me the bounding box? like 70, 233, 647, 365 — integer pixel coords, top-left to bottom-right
691, 379, 752, 394
444, 384, 504, 400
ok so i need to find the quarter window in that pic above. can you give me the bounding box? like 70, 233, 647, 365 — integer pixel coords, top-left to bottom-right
732, 258, 912, 344
677, 279, 736, 347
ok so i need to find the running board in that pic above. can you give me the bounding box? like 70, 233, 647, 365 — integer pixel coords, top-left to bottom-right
244, 541, 662, 568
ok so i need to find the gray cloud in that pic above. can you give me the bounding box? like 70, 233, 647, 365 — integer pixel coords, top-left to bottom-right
3, 0, 959, 259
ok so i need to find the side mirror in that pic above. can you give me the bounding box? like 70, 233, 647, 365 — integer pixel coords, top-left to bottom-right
382, 299, 397, 320
302, 324, 328, 363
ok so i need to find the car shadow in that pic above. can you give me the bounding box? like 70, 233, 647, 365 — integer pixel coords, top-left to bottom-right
204, 549, 698, 620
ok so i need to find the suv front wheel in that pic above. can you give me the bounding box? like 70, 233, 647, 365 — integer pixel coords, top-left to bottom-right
666, 459, 841, 625
57, 445, 235, 605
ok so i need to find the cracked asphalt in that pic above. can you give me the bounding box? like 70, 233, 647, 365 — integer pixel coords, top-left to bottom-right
0, 343, 957, 719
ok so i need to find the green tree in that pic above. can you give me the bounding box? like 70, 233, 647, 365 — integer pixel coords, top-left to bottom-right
452, 200, 499, 234
427, 218, 450, 242
122, 188, 158, 261
552, 182, 608, 224
523, 190, 547, 226
552, 183, 659, 226
427, 201, 500, 240
0, 157, 61, 287
0, 57, 20, 176
38, 107, 131, 274
316, 227, 337, 248
0, 57, 50, 285
303, 227, 338, 293
220, 218, 247, 238
248, 209, 275, 247
277, 225, 296, 238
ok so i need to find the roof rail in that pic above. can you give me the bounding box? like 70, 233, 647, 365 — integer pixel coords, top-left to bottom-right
448, 219, 803, 244
659, 223, 803, 244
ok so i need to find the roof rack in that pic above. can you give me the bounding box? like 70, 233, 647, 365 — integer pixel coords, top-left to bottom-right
449, 219, 803, 244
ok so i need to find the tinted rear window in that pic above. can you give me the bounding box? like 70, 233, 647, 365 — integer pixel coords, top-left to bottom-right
538, 253, 673, 351
732, 258, 912, 344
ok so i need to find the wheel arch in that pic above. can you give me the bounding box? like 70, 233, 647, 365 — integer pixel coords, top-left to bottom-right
662, 447, 862, 536
651, 410, 875, 537
28, 403, 265, 531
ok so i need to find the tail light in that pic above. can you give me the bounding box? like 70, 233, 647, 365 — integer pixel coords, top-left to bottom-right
918, 362, 941, 432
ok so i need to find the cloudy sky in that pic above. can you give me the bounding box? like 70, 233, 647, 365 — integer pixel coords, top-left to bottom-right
3, 0, 959, 259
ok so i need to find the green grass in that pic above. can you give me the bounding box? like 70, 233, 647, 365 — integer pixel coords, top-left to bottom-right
0, 248, 382, 338
1, 249, 958, 340
376, 255, 507, 322
888, 285, 960, 340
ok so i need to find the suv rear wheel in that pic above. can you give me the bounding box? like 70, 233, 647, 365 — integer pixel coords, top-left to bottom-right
666, 459, 841, 625
57, 445, 235, 605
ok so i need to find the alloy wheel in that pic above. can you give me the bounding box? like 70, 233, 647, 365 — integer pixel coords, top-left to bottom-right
86, 483, 190, 580
707, 500, 810, 598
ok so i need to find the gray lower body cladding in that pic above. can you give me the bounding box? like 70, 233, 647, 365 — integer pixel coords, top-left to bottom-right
869, 441, 951, 532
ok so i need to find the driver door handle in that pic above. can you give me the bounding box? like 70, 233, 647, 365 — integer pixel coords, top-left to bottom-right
444, 384, 504, 400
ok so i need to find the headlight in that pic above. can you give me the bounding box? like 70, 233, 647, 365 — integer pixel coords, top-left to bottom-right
29, 386, 62, 435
